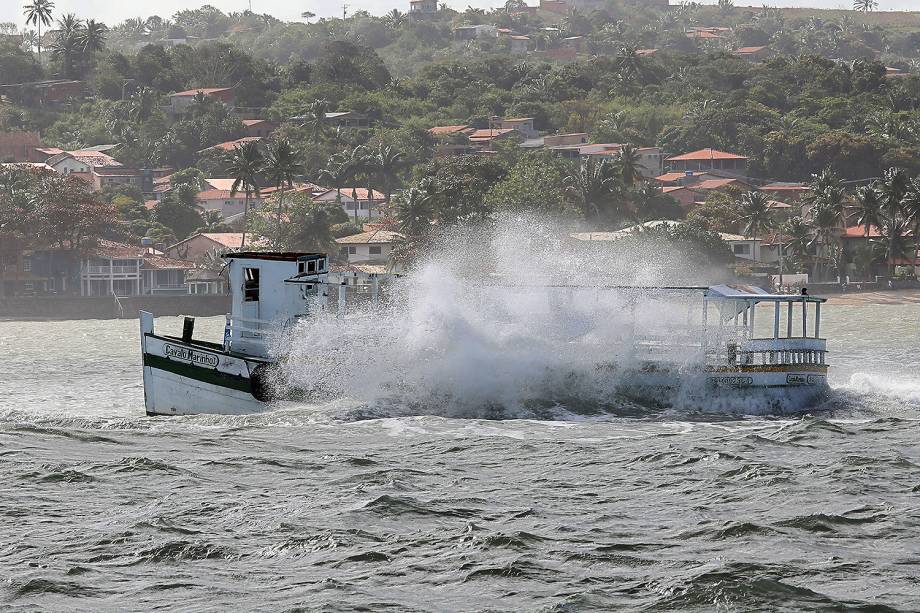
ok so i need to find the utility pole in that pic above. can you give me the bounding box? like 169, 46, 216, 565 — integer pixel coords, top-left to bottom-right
343, 3, 348, 20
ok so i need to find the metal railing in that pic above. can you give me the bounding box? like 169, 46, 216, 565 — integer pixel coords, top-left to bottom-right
85, 265, 139, 275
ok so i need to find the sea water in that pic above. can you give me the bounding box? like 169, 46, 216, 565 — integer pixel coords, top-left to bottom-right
1, 221, 919, 609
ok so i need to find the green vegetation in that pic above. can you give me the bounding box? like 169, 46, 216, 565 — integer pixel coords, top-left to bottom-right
2, 1, 920, 281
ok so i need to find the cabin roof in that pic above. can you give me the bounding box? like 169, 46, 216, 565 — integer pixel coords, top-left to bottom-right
223, 252, 325, 261
707, 283, 826, 303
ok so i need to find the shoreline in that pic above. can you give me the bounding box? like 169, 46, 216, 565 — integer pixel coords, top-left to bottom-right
825, 289, 920, 305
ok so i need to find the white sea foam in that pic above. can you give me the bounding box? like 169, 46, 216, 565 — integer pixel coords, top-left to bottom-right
274, 216, 733, 417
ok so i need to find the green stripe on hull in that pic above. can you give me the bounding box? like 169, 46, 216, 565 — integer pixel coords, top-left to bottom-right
144, 353, 254, 394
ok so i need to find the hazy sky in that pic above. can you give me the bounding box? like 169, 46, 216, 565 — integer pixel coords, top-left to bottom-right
3, 1, 917, 28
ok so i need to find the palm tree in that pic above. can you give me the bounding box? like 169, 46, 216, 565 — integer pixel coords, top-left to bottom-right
301, 99, 329, 141
809, 203, 843, 281
78, 19, 108, 68
196, 210, 230, 233
317, 153, 350, 205
226, 141, 264, 249
617, 144, 643, 187
902, 179, 920, 272
876, 168, 911, 276
853, 0, 878, 12
736, 191, 774, 253
263, 139, 303, 246
22, 0, 54, 65
374, 143, 406, 210
853, 185, 882, 237
564, 157, 624, 222
342, 145, 370, 225
50, 13, 81, 78
783, 216, 812, 268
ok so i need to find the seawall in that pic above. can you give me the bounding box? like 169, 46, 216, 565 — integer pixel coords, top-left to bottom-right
0, 295, 231, 320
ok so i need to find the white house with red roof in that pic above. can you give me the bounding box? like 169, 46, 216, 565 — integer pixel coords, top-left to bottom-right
335, 228, 402, 265
314, 188, 387, 220
666, 148, 749, 174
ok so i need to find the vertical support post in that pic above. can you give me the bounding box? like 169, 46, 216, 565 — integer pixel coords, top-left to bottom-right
802, 300, 808, 338
787, 301, 793, 338
109, 257, 114, 297
749, 302, 756, 336
701, 296, 709, 359
814, 302, 821, 338
372, 275, 380, 305
338, 282, 347, 319
773, 302, 780, 339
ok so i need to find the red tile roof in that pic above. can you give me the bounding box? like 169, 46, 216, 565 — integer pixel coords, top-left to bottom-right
694, 178, 749, 190
429, 125, 471, 135
667, 148, 748, 162
735, 46, 768, 54
200, 136, 263, 153
468, 128, 517, 141
841, 225, 883, 238
171, 87, 235, 97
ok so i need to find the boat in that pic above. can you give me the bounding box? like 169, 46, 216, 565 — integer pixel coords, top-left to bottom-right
139, 252, 829, 416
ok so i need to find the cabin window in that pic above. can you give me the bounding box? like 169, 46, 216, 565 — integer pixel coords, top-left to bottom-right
318, 258, 326, 271
307, 260, 316, 273
297, 261, 305, 274
244, 267, 260, 302
369, 246, 382, 255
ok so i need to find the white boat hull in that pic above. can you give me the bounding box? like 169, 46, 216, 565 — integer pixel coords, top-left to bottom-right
140, 312, 269, 416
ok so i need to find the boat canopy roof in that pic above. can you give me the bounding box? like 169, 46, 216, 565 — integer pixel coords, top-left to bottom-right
223, 252, 325, 262
706, 284, 826, 303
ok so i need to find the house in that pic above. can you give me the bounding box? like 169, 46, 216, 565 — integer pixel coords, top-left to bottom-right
0, 131, 43, 162
336, 228, 402, 265
169, 87, 237, 116
666, 148, 749, 174
0, 79, 84, 107
47, 149, 123, 176
468, 128, 522, 149
661, 186, 700, 208
0, 248, 78, 296
543, 133, 589, 148
196, 189, 264, 218
692, 178, 755, 195
885, 67, 910, 79
186, 268, 227, 295
734, 46, 771, 61
539, 0, 570, 14
760, 182, 811, 202
582, 145, 664, 179
453, 25, 497, 40
509, 35, 530, 55
78, 241, 195, 297
654, 171, 721, 186
324, 111, 371, 130
636, 49, 658, 57
199, 136, 263, 154
429, 125, 476, 157
91, 167, 143, 191
165, 232, 247, 262
720, 233, 768, 263
241, 119, 277, 138
490, 117, 539, 139
315, 188, 387, 220
409, 0, 437, 17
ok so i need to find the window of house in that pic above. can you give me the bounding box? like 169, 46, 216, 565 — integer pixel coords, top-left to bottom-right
733, 244, 750, 255
22, 258, 31, 272
24, 282, 33, 291
244, 267, 260, 301
369, 246, 382, 255
360, 202, 368, 210
348, 246, 357, 255
346, 202, 356, 210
